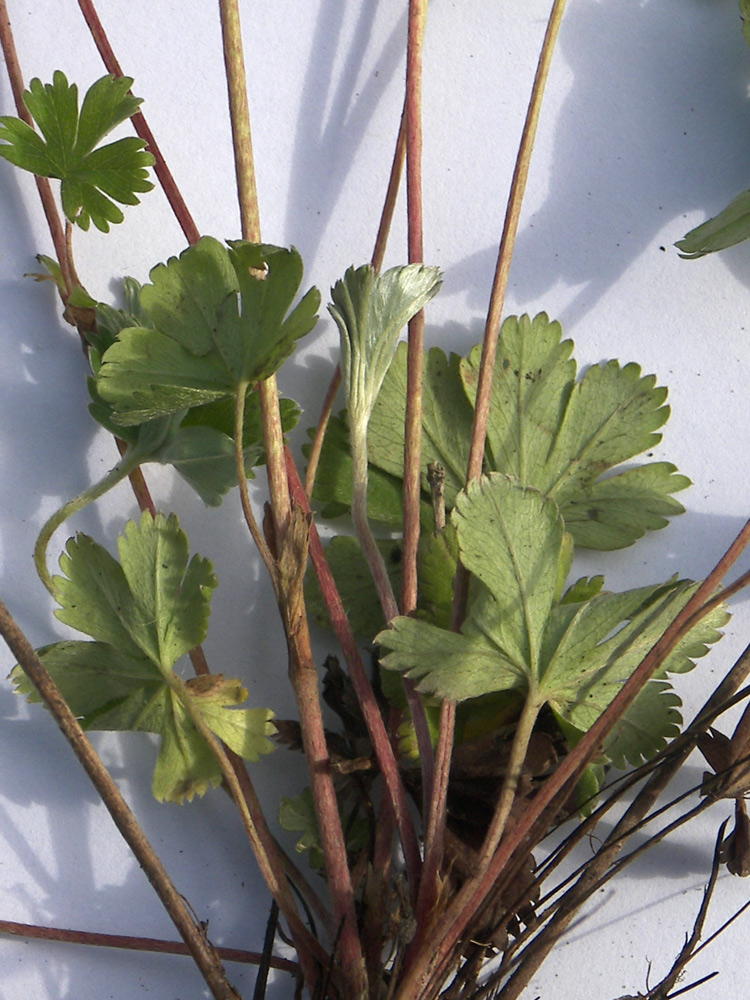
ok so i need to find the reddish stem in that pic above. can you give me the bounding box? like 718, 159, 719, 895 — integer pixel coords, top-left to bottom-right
76, 0, 201, 246
0, 0, 70, 291
286, 449, 422, 893
0, 918, 299, 974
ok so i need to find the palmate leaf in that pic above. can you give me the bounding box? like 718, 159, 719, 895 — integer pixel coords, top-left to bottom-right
96, 237, 320, 424
0, 72, 154, 232
88, 285, 300, 504
460, 314, 690, 549
311, 314, 688, 549
377, 475, 727, 767
10, 512, 274, 801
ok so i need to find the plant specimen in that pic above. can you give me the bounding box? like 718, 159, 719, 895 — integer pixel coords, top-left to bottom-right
2, 3, 750, 1000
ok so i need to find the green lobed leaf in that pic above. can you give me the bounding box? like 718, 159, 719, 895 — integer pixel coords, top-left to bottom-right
0, 71, 154, 232
459, 314, 689, 548
12, 514, 275, 802
54, 511, 217, 672
97, 238, 319, 423
322, 316, 686, 549
377, 476, 727, 765
88, 285, 302, 505
676, 190, 750, 258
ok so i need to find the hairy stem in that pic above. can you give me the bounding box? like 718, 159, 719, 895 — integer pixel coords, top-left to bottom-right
401, 0, 428, 623
0, 600, 242, 1000
34, 448, 143, 594
233, 383, 279, 588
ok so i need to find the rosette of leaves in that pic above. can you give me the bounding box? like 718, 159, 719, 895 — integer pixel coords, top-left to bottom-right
376, 474, 728, 772
0, 71, 154, 231
11, 511, 275, 802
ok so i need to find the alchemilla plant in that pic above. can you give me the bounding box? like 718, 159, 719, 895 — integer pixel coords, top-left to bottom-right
2, 3, 750, 1000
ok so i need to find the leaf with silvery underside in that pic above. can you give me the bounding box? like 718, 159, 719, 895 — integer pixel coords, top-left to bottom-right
96, 237, 319, 424
314, 316, 687, 549
0, 72, 154, 232
376, 475, 727, 767
10, 512, 275, 801
329, 263, 442, 430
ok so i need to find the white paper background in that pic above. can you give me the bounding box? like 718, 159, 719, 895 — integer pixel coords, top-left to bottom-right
2, 2, 750, 998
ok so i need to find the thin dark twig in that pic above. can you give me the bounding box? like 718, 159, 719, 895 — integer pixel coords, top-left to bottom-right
252, 901, 281, 1000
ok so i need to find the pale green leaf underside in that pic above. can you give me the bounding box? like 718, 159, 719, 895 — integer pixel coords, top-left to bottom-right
329, 263, 442, 425
377, 477, 727, 763
460, 314, 688, 548
357, 313, 688, 548
452, 474, 565, 673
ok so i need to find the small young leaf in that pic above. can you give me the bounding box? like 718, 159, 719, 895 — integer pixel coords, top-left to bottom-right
279, 788, 327, 870
279, 787, 370, 872
676, 189, 750, 258
330, 263, 442, 430
97, 238, 319, 423
0, 72, 154, 232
